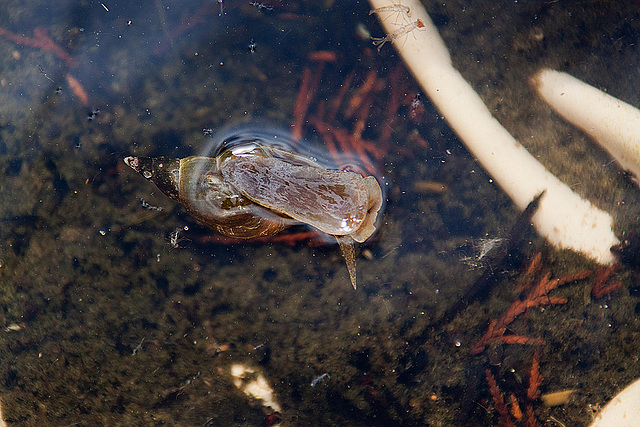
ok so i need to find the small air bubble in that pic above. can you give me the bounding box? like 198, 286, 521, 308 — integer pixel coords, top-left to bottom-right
142, 170, 152, 179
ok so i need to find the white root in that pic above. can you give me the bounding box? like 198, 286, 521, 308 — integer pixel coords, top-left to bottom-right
368, 0, 618, 264
589, 376, 640, 427
534, 68, 640, 181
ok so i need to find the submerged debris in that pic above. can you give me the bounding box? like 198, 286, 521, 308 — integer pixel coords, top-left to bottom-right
310, 372, 330, 387
229, 363, 281, 412
459, 237, 505, 270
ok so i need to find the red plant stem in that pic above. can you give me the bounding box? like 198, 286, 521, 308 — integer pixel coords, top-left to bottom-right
291, 67, 313, 140
327, 71, 355, 123
472, 260, 591, 354
353, 94, 372, 139
307, 50, 337, 63
197, 231, 324, 246
527, 350, 543, 400
485, 369, 516, 427
318, 132, 342, 167
65, 74, 89, 106
0, 26, 76, 67
509, 393, 523, 421
592, 264, 622, 299
345, 69, 377, 119
291, 64, 325, 140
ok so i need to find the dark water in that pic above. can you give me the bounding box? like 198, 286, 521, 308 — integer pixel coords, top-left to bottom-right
0, 0, 639, 425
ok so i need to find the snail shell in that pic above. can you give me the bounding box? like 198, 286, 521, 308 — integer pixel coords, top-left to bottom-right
123, 155, 296, 238
217, 144, 382, 243
124, 136, 384, 289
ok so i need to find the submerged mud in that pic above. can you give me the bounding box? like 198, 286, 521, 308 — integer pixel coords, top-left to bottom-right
0, 0, 638, 425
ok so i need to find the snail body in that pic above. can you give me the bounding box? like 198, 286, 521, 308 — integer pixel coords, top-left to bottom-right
124, 132, 384, 289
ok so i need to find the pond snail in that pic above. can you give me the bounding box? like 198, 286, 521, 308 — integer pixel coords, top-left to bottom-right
124, 129, 384, 289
